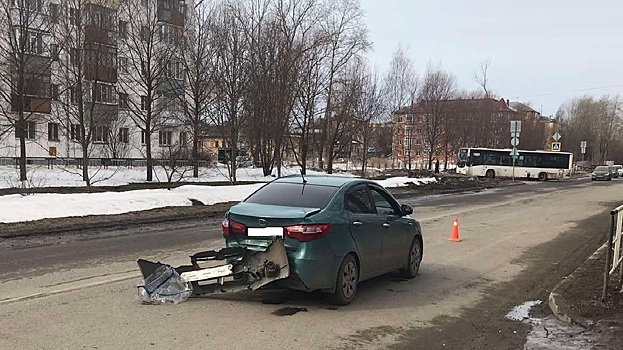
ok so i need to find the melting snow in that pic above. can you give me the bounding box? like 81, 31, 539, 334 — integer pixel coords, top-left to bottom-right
505, 300, 542, 321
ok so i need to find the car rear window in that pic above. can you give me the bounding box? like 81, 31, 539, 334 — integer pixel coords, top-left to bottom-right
244, 182, 338, 208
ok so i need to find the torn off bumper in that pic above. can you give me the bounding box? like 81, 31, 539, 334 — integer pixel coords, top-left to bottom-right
137, 238, 289, 302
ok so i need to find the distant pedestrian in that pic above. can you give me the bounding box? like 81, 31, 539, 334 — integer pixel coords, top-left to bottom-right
435, 159, 440, 174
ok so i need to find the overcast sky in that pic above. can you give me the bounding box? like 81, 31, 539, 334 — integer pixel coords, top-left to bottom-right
360, 0, 623, 116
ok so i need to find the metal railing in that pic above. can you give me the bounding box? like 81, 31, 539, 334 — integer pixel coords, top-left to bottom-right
602, 204, 623, 301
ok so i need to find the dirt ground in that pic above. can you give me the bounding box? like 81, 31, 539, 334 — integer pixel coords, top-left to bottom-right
389, 203, 620, 350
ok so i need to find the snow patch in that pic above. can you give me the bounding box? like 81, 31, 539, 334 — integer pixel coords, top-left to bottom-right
505, 300, 542, 321
374, 176, 437, 188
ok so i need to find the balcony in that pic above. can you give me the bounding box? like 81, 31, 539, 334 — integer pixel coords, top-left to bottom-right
85, 64, 118, 83
11, 95, 52, 114
158, 5, 185, 27
85, 25, 116, 46
85, 0, 120, 10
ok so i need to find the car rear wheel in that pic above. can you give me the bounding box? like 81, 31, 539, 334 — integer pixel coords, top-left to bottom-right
399, 237, 422, 279
330, 255, 358, 306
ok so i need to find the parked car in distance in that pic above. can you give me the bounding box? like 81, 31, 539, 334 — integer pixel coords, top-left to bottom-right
611, 165, 623, 177
222, 175, 423, 305
592, 166, 613, 181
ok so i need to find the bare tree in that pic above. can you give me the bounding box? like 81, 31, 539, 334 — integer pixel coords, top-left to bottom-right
180, 1, 218, 178
118, 0, 178, 181
155, 141, 192, 190
473, 58, 491, 98
418, 64, 456, 170
289, 35, 327, 175
353, 63, 384, 177
382, 45, 418, 170
316, 0, 370, 172
52, 0, 120, 187
211, 1, 249, 184
0, 0, 53, 184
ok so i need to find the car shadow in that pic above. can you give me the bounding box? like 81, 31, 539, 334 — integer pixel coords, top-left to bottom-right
188, 263, 486, 313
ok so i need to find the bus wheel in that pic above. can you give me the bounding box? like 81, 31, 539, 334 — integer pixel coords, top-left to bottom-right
538, 172, 548, 181
485, 170, 495, 179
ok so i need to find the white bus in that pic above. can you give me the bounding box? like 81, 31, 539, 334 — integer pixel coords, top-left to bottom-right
456, 147, 573, 181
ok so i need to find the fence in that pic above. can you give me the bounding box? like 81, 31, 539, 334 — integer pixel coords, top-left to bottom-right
0, 157, 216, 169
602, 204, 623, 301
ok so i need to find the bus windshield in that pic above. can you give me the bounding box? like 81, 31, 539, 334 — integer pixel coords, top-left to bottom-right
458, 149, 468, 168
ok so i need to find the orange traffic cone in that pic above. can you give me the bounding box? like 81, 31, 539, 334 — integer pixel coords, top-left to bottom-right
449, 217, 461, 242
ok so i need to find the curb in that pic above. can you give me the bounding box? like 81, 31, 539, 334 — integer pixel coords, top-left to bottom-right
548, 242, 608, 328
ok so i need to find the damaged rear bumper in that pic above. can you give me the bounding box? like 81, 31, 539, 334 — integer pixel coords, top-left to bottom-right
137, 238, 290, 303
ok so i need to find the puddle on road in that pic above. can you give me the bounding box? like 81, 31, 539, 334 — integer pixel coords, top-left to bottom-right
272, 307, 308, 316
505, 300, 612, 349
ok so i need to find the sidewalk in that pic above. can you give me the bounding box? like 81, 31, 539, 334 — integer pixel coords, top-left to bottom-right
548, 241, 623, 347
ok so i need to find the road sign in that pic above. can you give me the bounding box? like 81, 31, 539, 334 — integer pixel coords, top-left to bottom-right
581, 147, 586, 154
511, 137, 519, 147
510, 148, 520, 156
552, 132, 562, 142
581, 140, 587, 148
510, 121, 521, 133
551, 142, 561, 152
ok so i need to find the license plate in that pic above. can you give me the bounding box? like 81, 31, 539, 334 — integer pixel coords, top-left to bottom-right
247, 227, 284, 237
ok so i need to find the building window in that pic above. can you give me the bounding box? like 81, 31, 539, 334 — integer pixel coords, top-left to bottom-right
70, 48, 78, 65
215, 140, 220, 148
118, 57, 128, 74
70, 86, 78, 104
49, 3, 59, 23
179, 132, 187, 147
141, 130, 146, 144
70, 124, 81, 141
140, 25, 149, 41
119, 20, 128, 39
93, 126, 110, 143
159, 130, 172, 146
69, 8, 78, 26
48, 123, 59, 141
92, 82, 116, 104
15, 121, 36, 140
25, 31, 43, 54
119, 128, 129, 144
160, 24, 181, 45
165, 60, 183, 80
51, 84, 59, 101
141, 96, 148, 110
50, 44, 59, 60
118, 93, 129, 109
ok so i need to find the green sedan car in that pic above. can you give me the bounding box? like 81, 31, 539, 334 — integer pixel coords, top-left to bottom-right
222, 175, 423, 305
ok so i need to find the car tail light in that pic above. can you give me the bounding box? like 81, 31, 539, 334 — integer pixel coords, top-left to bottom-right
222, 217, 247, 235
285, 224, 331, 242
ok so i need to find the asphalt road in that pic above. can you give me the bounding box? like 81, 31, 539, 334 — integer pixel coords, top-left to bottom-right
0, 177, 621, 349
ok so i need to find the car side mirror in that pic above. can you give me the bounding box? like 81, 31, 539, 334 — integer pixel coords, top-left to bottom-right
401, 204, 413, 216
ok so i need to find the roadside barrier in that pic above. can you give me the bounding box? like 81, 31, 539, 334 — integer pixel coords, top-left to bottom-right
602, 204, 623, 301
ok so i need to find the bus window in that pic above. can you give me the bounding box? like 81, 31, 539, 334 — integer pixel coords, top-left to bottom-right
471, 152, 483, 165
458, 149, 468, 167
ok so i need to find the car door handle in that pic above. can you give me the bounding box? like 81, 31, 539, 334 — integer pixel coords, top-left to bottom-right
382, 223, 391, 228
352, 221, 363, 227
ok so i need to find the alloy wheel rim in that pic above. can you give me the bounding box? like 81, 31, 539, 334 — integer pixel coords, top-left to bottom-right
410, 243, 421, 274
342, 261, 357, 298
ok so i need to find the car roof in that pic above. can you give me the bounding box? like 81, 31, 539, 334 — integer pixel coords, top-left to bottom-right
273, 175, 369, 188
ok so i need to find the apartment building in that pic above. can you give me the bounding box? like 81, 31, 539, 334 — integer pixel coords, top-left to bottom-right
0, 0, 190, 162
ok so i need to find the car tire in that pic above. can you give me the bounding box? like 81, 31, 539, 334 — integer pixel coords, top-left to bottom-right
538, 172, 548, 181
330, 254, 359, 306
485, 169, 495, 179
399, 237, 423, 279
